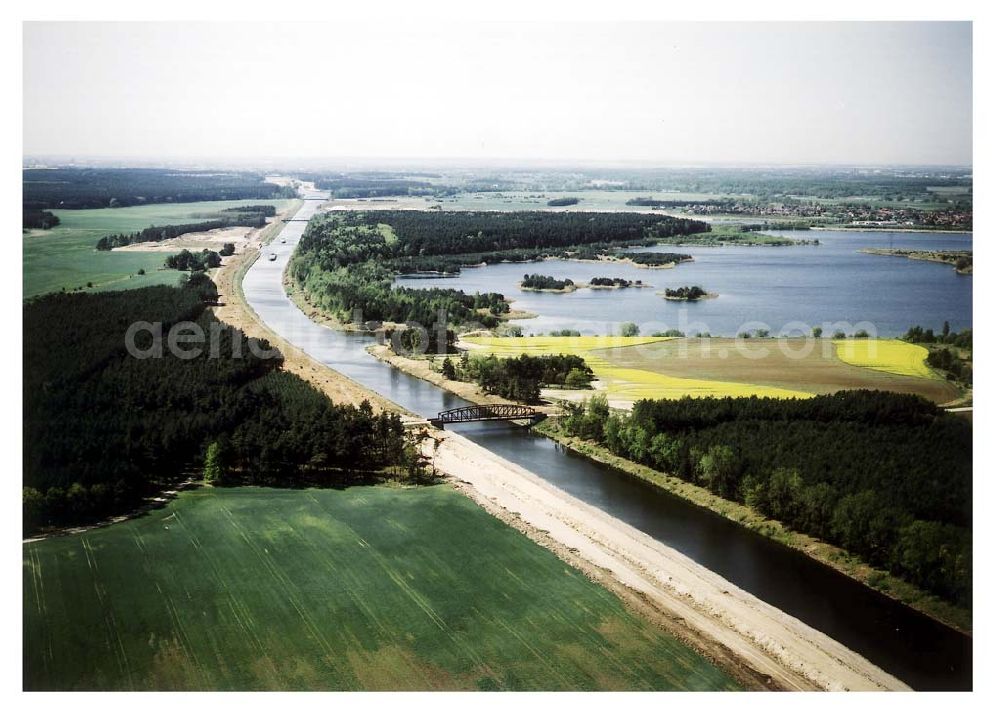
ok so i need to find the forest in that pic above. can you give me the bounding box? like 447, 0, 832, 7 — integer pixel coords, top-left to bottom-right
23, 274, 414, 533
292, 166, 971, 204
294, 261, 510, 331
22, 167, 295, 211
312, 175, 438, 198
95, 212, 268, 250
627, 197, 725, 208
521, 274, 575, 291
300, 210, 708, 261
559, 391, 972, 606
579, 166, 972, 201
290, 211, 706, 342
451, 352, 594, 403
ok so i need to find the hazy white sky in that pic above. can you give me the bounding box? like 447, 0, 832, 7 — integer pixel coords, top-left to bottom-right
23, 21, 972, 166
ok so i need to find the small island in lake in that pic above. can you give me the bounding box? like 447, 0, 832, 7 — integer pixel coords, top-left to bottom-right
547, 197, 581, 207
520, 273, 577, 292
611, 251, 694, 269
860, 248, 972, 274
587, 276, 648, 289
660, 285, 717, 301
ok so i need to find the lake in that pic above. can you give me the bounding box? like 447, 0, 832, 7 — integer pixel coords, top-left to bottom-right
394, 229, 972, 338
245, 209, 972, 690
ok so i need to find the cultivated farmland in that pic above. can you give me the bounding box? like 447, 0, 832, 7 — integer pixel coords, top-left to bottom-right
22, 199, 298, 298
462, 336, 959, 405
832, 338, 939, 379
23, 485, 739, 691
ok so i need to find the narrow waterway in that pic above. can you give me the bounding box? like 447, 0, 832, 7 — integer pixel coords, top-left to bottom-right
243, 195, 972, 690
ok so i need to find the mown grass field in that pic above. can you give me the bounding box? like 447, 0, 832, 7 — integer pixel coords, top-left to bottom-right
23, 199, 298, 298
23, 485, 739, 691
463, 336, 957, 404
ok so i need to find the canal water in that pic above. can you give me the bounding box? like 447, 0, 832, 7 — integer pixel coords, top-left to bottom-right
243, 196, 972, 690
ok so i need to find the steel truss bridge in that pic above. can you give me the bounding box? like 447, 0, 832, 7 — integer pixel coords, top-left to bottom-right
430, 403, 544, 428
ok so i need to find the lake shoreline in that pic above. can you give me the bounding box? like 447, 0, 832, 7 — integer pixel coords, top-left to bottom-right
809, 226, 971, 234
859, 248, 973, 274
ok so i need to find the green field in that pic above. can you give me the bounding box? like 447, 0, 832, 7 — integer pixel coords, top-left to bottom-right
23, 485, 739, 691
22, 199, 298, 298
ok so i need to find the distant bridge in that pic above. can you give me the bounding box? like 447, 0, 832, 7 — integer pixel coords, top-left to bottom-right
430, 403, 545, 428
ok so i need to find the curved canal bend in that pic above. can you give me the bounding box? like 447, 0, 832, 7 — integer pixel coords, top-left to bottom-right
243, 195, 972, 690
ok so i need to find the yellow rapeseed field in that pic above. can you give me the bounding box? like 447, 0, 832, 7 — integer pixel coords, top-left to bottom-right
832, 339, 937, 379
463, 336, 812, 401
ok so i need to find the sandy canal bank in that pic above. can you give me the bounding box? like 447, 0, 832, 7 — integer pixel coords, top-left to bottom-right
424, 429, 909, 692
211, 203, 403, 413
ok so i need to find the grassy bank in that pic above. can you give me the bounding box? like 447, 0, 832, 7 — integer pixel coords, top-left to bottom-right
24, 485, 740, 691
533, 419, 972, 634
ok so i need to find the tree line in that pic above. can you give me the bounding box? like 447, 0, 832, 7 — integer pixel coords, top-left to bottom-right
904, 322, 972, 350
23, 168, 295, 211
222, 204, 277, 216
23, 274, 417, 533
96, 213, 266, 251
389, 244, 691, 275
559, 391, 971, 606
